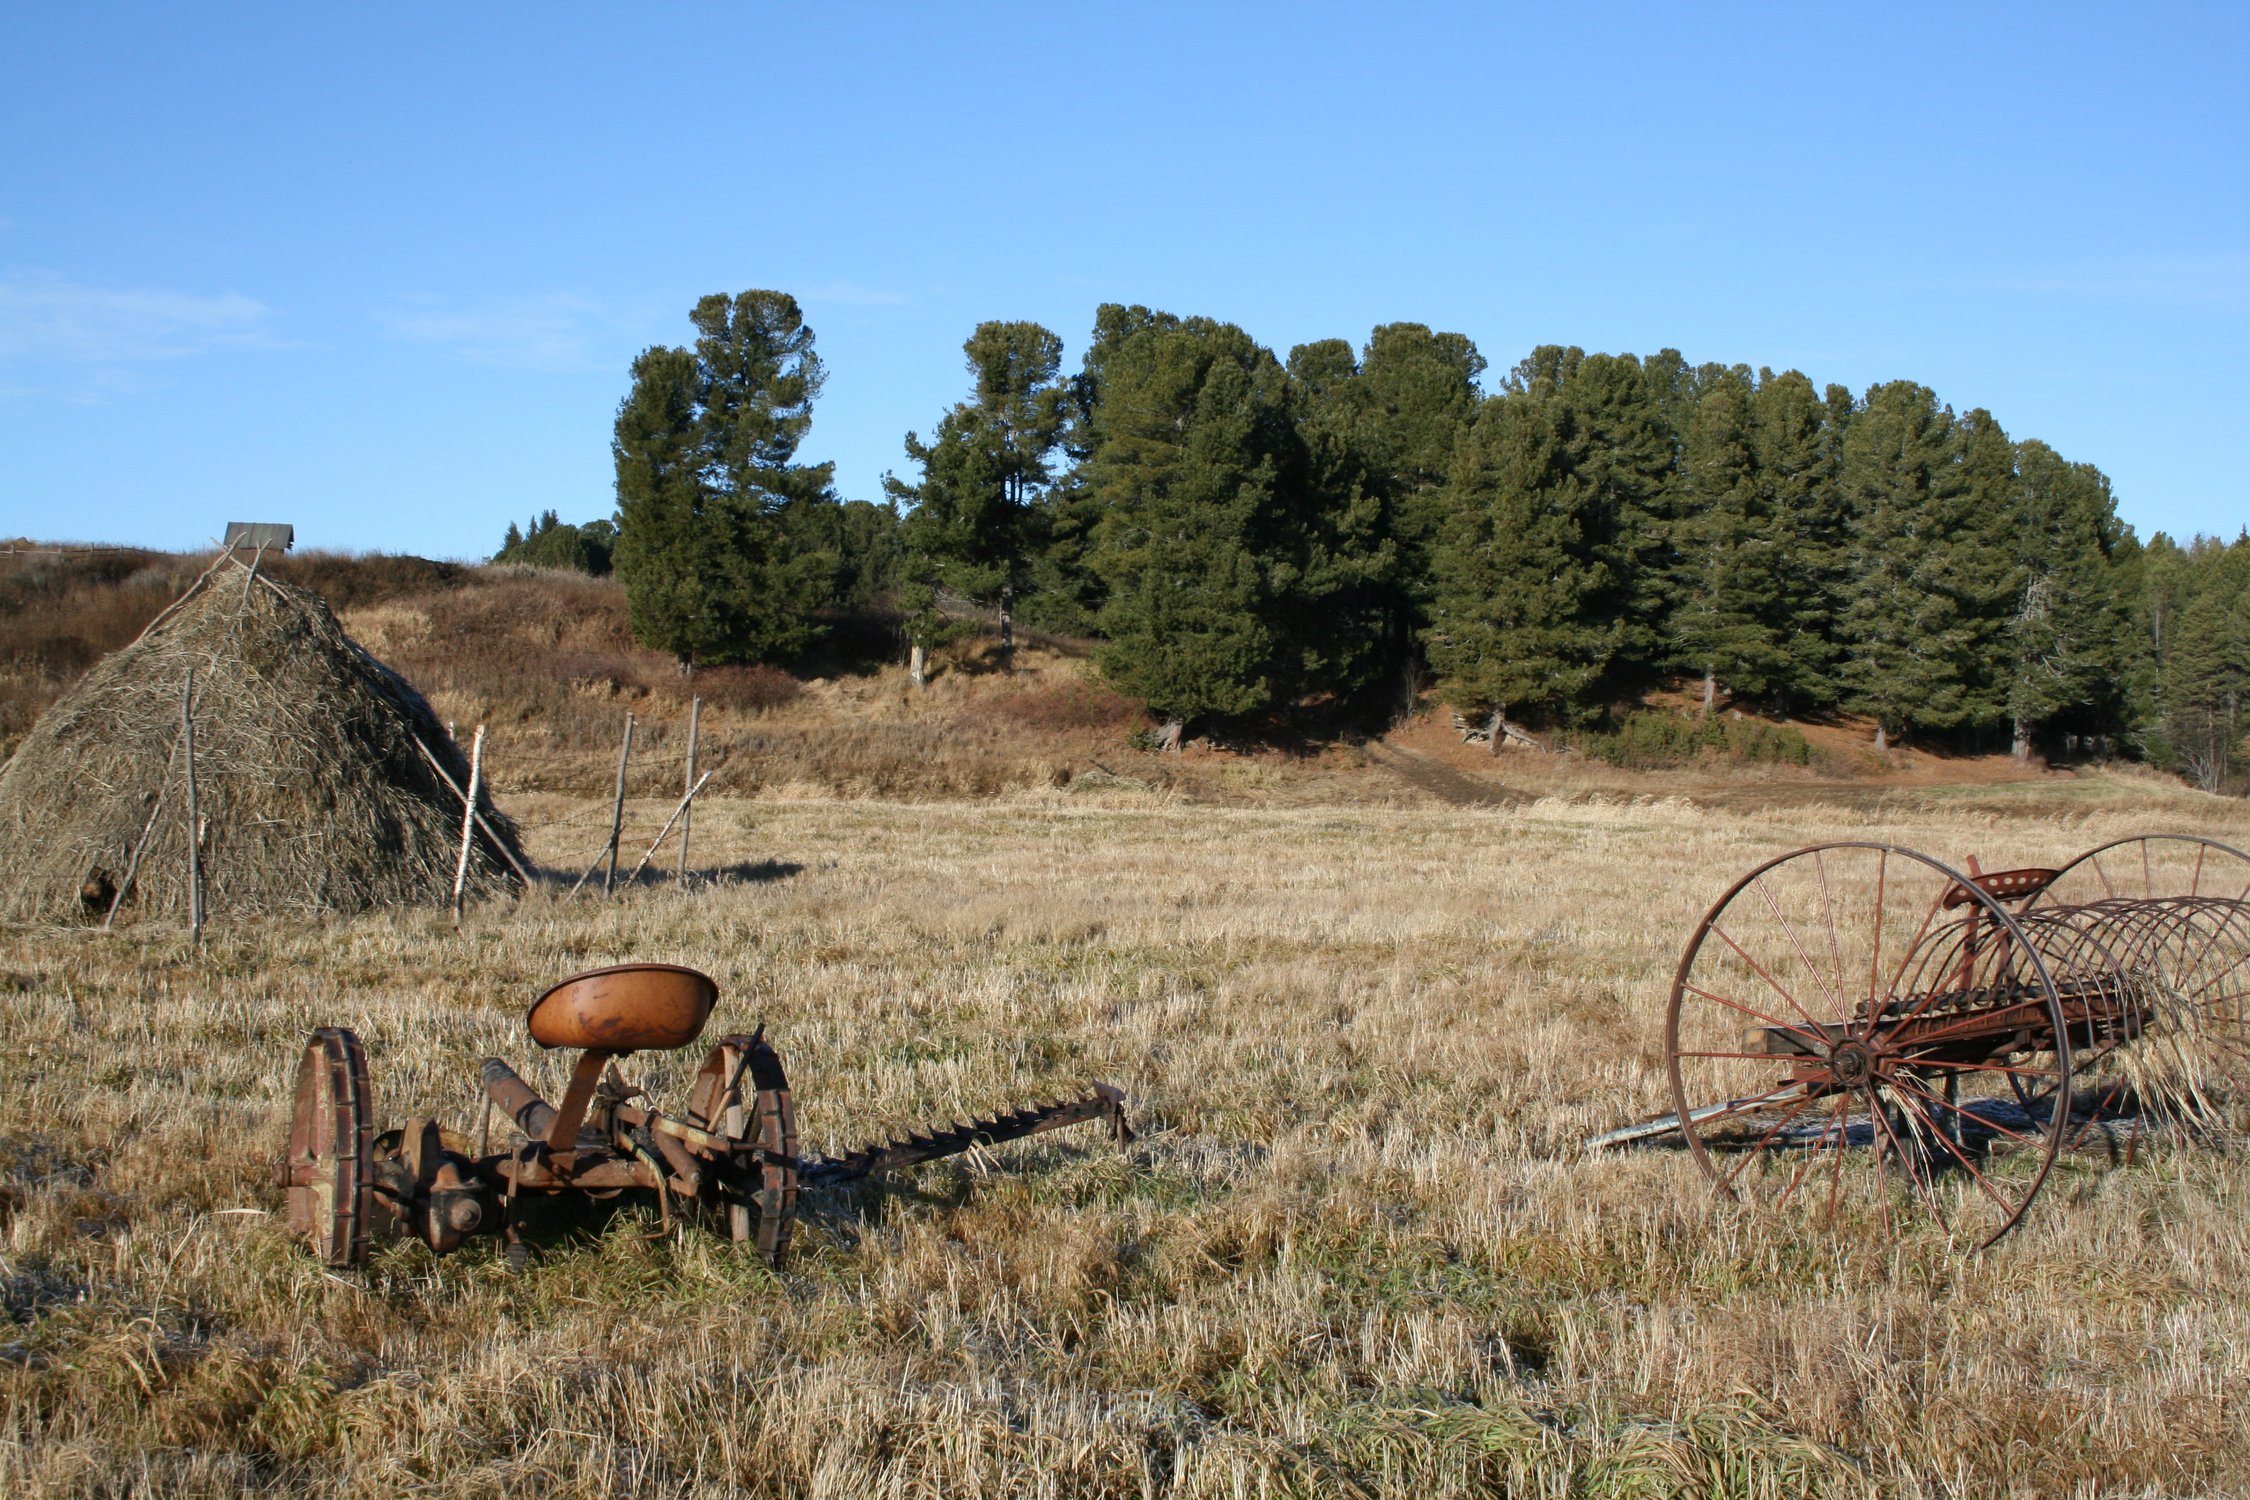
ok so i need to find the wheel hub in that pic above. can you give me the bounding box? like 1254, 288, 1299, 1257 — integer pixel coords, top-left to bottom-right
1828, 1039, 1878, 1088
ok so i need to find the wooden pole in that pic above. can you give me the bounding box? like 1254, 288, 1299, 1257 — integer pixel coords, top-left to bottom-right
408, 734, 536, 887
104, 733, 184, 931
624, 772, 712, 885
451, 724, 485, 924
182, 669, 202, 943
677, 695, 700, 881
603, 712, 634, 895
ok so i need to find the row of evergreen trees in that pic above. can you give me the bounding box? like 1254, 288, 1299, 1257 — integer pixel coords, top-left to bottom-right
577, 290, 2245, 784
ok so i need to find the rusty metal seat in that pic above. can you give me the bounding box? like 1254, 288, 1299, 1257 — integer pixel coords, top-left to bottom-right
525, 963, 718, 1052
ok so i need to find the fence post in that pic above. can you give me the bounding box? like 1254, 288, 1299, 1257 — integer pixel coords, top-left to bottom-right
603, 712, 634, 895
677, 695, 700, 881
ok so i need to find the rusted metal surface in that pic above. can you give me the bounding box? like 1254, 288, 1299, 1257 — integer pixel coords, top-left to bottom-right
280, 967, 1130, 1271
277, 1028, 376, 1268
1591, 833, 2250, 1247
525, 962, 716, 1051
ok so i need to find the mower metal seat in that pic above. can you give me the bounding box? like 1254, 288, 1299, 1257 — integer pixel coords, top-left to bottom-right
526, 963, 718, 1052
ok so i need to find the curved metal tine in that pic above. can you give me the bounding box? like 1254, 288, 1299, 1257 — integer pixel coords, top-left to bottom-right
1889, 1085, 2024, 1223
1884, 884, 1978, 1033
2180, 908, 2250, 1005
1890, 1073, 2046, 1152
1866, 1090, 1947, 1231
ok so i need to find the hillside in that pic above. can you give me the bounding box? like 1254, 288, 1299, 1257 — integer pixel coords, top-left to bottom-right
0, 545, 2214, 819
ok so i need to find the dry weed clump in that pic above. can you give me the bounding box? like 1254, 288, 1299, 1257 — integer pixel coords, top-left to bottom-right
4, 789, 2250, 1494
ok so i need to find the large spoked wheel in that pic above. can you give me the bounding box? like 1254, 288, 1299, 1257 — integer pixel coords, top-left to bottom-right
2035, 833, 2250, 909
281, 1027, 375, 1269
2031, 835, 2250, 1134
1665, 843, 2072, 1249
688, 1034, 799, 1264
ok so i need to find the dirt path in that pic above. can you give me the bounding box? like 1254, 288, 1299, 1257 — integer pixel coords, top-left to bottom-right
1361, 737, 1528, 807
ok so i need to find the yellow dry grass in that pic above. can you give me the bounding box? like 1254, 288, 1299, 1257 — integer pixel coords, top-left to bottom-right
4, 782, 2250, 1497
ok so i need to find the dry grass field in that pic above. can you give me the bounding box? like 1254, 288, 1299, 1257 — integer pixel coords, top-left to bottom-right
6, 777, 2250, 1497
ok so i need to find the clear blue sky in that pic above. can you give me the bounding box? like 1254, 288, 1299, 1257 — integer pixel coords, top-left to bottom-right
2, 4, 2244, 557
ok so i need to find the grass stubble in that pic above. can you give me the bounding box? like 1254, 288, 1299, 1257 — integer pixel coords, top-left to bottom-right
2, 784, 2248, 1498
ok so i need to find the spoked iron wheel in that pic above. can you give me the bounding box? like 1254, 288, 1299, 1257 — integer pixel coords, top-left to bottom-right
2030, 835, 2250, 1136
2035, 833, 2250, 910
1665, 843, 2072, 1248
279, 1027, 375, 1268
687, 1033, 799, 1263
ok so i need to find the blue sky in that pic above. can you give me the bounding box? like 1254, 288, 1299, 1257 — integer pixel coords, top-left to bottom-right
2, 4, 2244, 557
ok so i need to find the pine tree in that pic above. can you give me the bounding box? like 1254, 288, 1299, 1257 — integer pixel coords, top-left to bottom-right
1834, 381, 1975, 747
1426, 391, 1620, 730
885, 322, 1068, 679
1079, 313, 1312, 740
2160, 588, 2247, 791
1749, 369, 1848, 708
612, 291, 836, 668
1670, 373, 1789, 712
1997, 441, 2132, 759
1544, 352, 1679, 687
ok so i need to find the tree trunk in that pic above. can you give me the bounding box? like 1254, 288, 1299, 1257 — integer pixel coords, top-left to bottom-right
1157, 716, 1184, 754
998, 585, 1015, 667
1486, 707, 1505, 757
1701, 667, 1715, 719
1874, 722, 1888, 753
677, 655, 693, 680
908, 642, 927, 690
2011, 717, 2032, 764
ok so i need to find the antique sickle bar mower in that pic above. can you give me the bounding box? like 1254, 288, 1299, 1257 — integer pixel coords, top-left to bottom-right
278, 964, 1130, 1269
1589, 834, 2250, 1247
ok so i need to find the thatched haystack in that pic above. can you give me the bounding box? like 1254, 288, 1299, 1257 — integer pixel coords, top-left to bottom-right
0, 554, 529, 925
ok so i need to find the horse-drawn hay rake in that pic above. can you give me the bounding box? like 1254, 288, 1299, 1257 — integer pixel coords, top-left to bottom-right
278, 963, 1130, 1270
1589, 834, 2250, 1247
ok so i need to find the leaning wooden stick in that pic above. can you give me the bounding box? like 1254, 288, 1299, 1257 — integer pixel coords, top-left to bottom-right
182, 669, 203, 942
622, 771, 713, 886
451, 725, 485, 924
104, 732, 183, 930
408, 733, 536, 887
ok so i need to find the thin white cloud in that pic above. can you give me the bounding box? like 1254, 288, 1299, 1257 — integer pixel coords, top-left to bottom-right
378, 293, 613, 371
0, 272, 275, 365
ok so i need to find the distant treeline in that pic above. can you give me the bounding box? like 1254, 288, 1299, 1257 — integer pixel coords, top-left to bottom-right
509, 291, 2248, 788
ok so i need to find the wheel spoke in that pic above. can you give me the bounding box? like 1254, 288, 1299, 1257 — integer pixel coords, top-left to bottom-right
1773, 1094, 1851, 1208
1716, 1093, 1822, 1192
1891, 1074, 2044, 1150
1709, 925, 1836, 1041
1682, 981, 1833, 1052
1890, 1087, 2022, 1222
1757, 881, 1849, 1020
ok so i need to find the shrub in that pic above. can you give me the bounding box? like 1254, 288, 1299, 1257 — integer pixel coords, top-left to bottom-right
1581, 711, 1811, 769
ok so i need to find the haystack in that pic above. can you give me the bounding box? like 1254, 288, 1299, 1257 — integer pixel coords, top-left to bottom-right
0, 554, 529, 925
